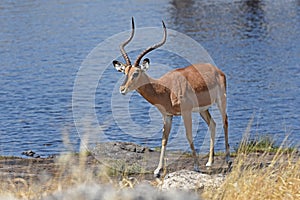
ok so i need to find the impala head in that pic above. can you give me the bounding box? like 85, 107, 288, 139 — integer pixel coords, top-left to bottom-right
112, 17, 167, 95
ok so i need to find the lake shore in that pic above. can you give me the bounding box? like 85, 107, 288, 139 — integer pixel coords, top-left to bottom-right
0, 141, 299, 199
0, 141, 231, 183
1, 141, 298, 181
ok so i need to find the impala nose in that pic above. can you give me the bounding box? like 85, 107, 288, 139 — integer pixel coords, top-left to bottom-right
120, 86, 127, 95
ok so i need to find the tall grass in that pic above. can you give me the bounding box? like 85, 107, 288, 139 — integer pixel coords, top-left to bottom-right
202, 117, 300, 199
203, 141, 300, 200
0, 153, 112, 199
0, 127, 298, 199
0, 151, 200, 200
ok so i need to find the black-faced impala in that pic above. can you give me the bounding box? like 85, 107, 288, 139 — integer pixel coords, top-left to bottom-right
112, 18, 230, 178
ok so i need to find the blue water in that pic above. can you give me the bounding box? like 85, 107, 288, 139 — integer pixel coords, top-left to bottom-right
0, 0, 299, 157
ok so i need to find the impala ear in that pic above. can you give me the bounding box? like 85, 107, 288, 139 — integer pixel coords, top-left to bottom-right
113, 60, 126, 73
141, 58, 150, 71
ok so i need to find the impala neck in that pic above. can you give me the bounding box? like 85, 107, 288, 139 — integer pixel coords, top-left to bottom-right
136, 72, 161, 105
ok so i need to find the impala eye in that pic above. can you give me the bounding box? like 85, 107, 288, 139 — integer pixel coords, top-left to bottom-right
132, 71, 139, 79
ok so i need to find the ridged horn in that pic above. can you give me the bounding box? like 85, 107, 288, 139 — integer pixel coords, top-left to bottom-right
120, 17, 135, 65
134, 20, 167, 67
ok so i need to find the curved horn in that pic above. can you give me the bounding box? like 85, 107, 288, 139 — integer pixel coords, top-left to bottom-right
134, 20, 167, 67
120, 17, 135, 65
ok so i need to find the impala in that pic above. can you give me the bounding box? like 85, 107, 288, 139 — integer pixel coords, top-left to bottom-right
112, 18, 230, 177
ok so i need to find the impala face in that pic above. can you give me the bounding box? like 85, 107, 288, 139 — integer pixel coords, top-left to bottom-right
113, 58, 150, 95
112, 17, 165, 96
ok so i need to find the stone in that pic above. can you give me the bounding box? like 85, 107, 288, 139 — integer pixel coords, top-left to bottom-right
161, 170, 225, 191
21, 150, 41, 158
22, 150, 36, 157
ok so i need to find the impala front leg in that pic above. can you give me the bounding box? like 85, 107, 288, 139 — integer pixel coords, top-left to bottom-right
154, 115, 172, 178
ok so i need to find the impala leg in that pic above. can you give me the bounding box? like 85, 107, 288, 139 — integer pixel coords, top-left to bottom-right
154, 115, 172, 178
182, 111, 200, 172
217, 95, 231, 164
223, 113, 230, 164
200, 110, 216, 167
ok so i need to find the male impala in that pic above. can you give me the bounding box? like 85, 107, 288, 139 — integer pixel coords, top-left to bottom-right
112, 18, 230, 177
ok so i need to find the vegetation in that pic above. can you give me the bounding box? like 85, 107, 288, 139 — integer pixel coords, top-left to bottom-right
236, 135, 296, 154
203, 138, 300, 200
0, 155, 22, 160
0, 135, 299, 199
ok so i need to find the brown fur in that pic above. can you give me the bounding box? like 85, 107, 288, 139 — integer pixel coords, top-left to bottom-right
113, 18, 230, 177
135, 63, 225, 116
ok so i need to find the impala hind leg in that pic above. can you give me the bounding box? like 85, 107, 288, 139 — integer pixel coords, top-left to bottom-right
200, 110, 216, 167
182, 111, 200, 172
223, 114, 230, 164
217, 94, 231, 164
154, 115, 172, 178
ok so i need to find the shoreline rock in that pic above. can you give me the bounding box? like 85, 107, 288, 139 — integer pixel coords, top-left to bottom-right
161, 170, 225, 191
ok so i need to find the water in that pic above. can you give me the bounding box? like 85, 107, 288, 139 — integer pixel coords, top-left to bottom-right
0, 0, 299, 157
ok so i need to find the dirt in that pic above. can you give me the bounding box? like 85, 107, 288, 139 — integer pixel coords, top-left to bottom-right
0, 142, 298, 184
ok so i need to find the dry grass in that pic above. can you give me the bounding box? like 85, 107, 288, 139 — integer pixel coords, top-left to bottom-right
0, 129, 299, 199
203, 147, 300, 200
0, 151, 199, 200
3, 149, 299, 200
0, 153, 115, 199
202, 118, 300, 200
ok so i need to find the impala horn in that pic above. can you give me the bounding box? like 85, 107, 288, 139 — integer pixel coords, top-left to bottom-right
134, 21, 167, 67
120, 17, 135, 66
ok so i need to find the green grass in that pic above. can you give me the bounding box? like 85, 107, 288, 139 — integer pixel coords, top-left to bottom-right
235, 135, 296, 154
0, 155, 22, 160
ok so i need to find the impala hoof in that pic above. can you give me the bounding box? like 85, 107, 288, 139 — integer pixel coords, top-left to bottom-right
154, 173, 160, 178
227, 160, 233, 168
206, 161, 213, 167
194, 165, 200, 172
226, 156, 232, 165
154, 168, 163, 178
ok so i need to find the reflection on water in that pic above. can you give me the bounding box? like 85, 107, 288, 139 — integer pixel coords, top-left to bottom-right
0, 0, 299, 157
235, 0, 268, 40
